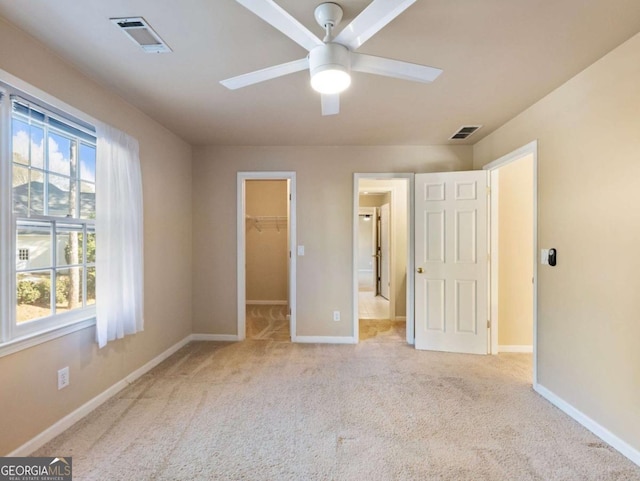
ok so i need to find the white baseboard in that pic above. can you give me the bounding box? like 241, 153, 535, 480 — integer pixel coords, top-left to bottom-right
534, 383, 640, 468
293, 336, 356, 344
246, 300, 287, 305
191, 333, 239, 342
499, 344, 533, 353
7, 334, 192, 457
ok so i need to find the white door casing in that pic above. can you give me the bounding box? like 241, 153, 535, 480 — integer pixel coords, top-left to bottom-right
414, 171, 488, 354
237, 172, 296, 341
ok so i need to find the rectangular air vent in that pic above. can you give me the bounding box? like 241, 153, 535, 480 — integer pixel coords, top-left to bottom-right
450, 125, 482, 140
111, 17, 172, 53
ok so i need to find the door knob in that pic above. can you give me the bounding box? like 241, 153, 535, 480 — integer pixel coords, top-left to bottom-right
417, 267, 424, 274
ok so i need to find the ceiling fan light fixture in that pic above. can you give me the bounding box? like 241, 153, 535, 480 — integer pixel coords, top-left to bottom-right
309, 43, 351, 94
311, 68, 351, 94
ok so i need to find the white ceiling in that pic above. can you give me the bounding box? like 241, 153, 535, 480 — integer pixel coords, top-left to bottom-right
1, 0, 639, 146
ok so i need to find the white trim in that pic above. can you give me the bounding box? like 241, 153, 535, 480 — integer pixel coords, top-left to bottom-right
0, 89, 11, 346
484, 140, 538, 384
489, 170, 500, 355
293, 335, 356, 344
245, 300, 288, 305
353, 174, 414, 345
6, 334, 192, 457
191, 333, 240, 342
0, 318, 95, 359
535, 384, 640, 468
498, 344, 533, 353
237, 172, 296, 342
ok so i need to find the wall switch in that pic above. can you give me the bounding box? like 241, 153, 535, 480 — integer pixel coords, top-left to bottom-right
58, 367, 69, 390
333, 311, 340, 322
297, 245, 305, 256
541, 249, 549, 265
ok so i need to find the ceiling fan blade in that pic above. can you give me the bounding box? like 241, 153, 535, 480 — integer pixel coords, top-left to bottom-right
333, 0, 416, 50
351, 53, 443, 83
220, 58, 309, 90
233, 0, 323, 52
321, 94, 340, 116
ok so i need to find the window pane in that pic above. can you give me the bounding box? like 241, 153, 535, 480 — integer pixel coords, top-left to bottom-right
12, 118, 30, 165
17, 270, 52, 323
80, 182, 96, 219
48, 132, 72, 176
29, 169, 45, 216
56, 267, 83, 312
86, 266, 96, 306
80, 143, 96, 182
17, 222, 52, 270
48, 173, 70, 216
30, 124, 45, 169
12, 165, 29, 215
86, 230, 96, 264
56, 224, 83, 267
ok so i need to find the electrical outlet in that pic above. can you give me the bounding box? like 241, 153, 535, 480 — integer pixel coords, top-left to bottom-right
333, 310, 340, 322
58, 367, 69, 390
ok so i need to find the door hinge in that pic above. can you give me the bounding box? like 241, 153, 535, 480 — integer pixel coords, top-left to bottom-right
487, 186, 491, 195
289, 251, 291, 258
487, 320, 491, 328
289, 193, 291, 201
487, 253, 491, 262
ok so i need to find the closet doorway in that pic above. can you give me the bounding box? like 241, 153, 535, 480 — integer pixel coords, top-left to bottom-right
237, 172, 296, 341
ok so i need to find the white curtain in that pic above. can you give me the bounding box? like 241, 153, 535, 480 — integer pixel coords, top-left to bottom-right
95, 123, 144, 348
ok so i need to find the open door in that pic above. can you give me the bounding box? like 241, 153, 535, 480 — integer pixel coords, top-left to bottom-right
414, 171, 488, 354
379, 203, 391, 300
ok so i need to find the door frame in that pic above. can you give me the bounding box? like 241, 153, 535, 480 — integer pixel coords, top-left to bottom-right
353, 173, 414, 344
237, 172, 297, 341
483, 140, 538, 385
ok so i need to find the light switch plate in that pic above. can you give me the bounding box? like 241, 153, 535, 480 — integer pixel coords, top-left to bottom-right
297, 245, 305, 256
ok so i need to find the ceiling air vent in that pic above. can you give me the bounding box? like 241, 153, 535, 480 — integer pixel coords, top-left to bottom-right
450, 125, 482, 140
111, 17, 172, 53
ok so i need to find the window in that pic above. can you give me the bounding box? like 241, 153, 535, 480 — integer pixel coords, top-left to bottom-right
1, 87, 97, 347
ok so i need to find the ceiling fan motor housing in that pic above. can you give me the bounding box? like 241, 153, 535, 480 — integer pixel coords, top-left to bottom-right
314, 2, 344, 29
309, 43, 351, 79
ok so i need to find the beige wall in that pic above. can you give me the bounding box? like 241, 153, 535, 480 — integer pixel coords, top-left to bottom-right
0, 18, 193, 454
192, 146, 472, 337
245, 180, 288, 302
474, 33, 640, 452
498, 155, 533, 347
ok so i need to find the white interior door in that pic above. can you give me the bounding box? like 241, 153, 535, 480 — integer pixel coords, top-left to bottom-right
414, 171, 488, 354
380, 203, 391, 300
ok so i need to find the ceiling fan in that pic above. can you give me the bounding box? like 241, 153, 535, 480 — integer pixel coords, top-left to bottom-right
220, 0, 443, 116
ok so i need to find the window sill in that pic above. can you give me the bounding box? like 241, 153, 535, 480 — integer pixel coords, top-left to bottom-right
0, 316, 96, 359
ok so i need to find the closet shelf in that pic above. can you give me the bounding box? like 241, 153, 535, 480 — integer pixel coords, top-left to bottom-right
246, 215, 288, 232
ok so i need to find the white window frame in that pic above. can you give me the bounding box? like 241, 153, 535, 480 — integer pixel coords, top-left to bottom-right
0, 71, 100, 357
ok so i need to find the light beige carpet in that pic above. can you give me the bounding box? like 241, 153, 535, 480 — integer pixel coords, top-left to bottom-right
34, 341, 640, 480
246, 304, 290, 341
